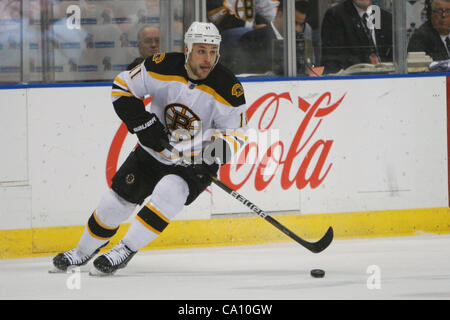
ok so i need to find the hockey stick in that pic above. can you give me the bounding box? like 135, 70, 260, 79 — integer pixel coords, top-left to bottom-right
161, 140, 333, 254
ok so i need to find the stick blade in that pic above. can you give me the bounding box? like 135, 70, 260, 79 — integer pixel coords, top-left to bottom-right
303, 226, 334, 253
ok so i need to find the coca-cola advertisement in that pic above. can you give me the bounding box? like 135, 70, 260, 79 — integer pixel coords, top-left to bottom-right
103, 77, 448, 217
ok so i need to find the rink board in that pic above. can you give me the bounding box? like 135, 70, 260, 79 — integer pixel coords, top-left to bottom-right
1, 207, 449, 259
0, 74, 449, 258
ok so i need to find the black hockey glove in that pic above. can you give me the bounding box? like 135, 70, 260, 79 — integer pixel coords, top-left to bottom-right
186, 135, 233, 185
193, 161, 219, 178
187, 160, 219, 187
128, 113, 169, 152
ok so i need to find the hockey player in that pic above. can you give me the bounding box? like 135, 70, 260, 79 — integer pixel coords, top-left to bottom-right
207, 0, 279, 72
50, 21, 248, 276
207, 0, 279, 32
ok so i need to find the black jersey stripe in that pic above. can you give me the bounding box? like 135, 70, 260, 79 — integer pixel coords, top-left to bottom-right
112, 83, 131, 93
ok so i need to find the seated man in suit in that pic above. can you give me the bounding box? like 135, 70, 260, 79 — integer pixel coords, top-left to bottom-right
408, 0, 450, 62
320, 0, 393, 74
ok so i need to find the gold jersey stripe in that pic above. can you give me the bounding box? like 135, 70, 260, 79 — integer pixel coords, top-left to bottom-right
197, 84, 233, 107
146, 203, 170, 224
112, 91, 134, 98
147, 71, 188, 84
146, 71, 235, 107
136, 215, 162, 235
114, 76, 131, 91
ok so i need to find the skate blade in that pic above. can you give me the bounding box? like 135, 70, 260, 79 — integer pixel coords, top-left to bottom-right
89, 267, 116, 277
48, 265, 90, 274
48, 267, 66, 274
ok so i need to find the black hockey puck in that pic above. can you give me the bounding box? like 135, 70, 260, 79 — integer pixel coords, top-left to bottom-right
310, 269, 325, 278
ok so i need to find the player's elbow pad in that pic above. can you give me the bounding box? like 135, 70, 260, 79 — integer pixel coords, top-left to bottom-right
113, 96, 148, 133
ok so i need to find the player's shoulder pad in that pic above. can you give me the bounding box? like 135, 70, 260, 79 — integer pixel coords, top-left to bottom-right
143, 52, 185, 76
204, 63, 246, 107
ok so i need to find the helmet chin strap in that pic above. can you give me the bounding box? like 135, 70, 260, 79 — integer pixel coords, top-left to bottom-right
185, 58, 201, 80
184, 64, 200, 80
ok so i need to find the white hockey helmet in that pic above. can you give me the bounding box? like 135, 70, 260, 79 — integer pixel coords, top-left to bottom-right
184, 21, 221, 64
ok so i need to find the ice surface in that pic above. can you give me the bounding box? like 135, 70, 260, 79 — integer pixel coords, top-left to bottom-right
0, 235, 449, 300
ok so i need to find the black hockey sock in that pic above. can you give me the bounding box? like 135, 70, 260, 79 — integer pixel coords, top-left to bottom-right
87, 210, 120, 240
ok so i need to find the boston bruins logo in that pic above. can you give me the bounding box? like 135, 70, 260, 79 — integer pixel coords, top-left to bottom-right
231, 83, 244, 98
125, 173, 135, 184
164, 103, 201, 141
234, 0, 255, 21
152, 52, 165, 64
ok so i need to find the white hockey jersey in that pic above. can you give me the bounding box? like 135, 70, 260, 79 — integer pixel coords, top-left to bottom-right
111, 52, 248, 165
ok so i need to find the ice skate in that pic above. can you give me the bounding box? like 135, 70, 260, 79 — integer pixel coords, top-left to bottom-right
89, 241, 136, 276
49, 242, 108, 273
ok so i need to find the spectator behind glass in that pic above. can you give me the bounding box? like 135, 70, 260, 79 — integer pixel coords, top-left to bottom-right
237, 1, 284, 75
238, 1, 315, 76
207, 0, 279, 33
408, 0, 450, 62
207, 0, 279, 72
320, 0, 393, 74
295, 1, 316, 73
128, 25, 160, 70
